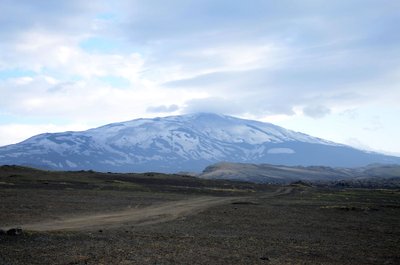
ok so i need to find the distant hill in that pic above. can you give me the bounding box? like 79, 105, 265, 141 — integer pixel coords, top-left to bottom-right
200, 162, 400, 184
0, 113, 399, 172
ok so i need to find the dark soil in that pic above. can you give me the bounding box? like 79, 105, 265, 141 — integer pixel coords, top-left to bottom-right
0, 166, 399, 264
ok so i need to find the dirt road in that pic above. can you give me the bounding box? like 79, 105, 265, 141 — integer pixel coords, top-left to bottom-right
17, 187, 293, 232
19, 196, 236, 231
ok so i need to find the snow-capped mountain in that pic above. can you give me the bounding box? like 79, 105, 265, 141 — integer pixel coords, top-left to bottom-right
0, 113, 399, 172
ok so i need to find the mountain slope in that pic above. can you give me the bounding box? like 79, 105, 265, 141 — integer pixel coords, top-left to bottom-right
0, 113, 399, 172
200, 162, 400, 184
200, 162, 354, 183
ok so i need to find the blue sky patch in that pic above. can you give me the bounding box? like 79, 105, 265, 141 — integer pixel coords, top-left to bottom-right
0, 69, 37, 80
99, 75, 130, 88
80, 37, 120, 53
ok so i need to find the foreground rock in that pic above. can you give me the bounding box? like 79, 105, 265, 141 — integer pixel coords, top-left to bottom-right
0, 228, 23, 236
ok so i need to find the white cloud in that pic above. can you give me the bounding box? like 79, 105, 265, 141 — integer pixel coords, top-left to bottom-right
303, 105, 331, 119
146, 104, 179, 113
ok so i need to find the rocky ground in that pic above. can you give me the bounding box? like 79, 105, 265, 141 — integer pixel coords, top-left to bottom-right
0, 166, 399, 264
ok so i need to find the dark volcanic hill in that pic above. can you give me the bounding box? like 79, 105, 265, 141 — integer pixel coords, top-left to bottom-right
0, 113, 399, 172
200, 162, 400, 184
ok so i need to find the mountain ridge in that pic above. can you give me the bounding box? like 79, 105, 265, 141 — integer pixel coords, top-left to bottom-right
200, 161, 400, 184
0, 113, 399, 172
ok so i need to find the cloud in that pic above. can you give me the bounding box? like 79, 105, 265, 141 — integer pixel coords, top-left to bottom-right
183, 97, 240, 115
182, 97, 295, 117
363, 116, 383, 132
146, 104, 179, 113
303, 105, 331, 119
0, 0, 103, 38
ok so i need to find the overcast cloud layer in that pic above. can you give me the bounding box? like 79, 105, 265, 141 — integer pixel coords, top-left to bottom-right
0, 0, 399, 154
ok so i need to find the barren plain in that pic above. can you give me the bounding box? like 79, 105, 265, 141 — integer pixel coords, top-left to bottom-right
0, 166, 399, 264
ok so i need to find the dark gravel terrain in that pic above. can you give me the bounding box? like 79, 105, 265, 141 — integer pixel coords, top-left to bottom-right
0, 166, 399, 264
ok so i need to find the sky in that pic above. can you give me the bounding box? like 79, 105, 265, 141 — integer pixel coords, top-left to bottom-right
0, 0, 399, 155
